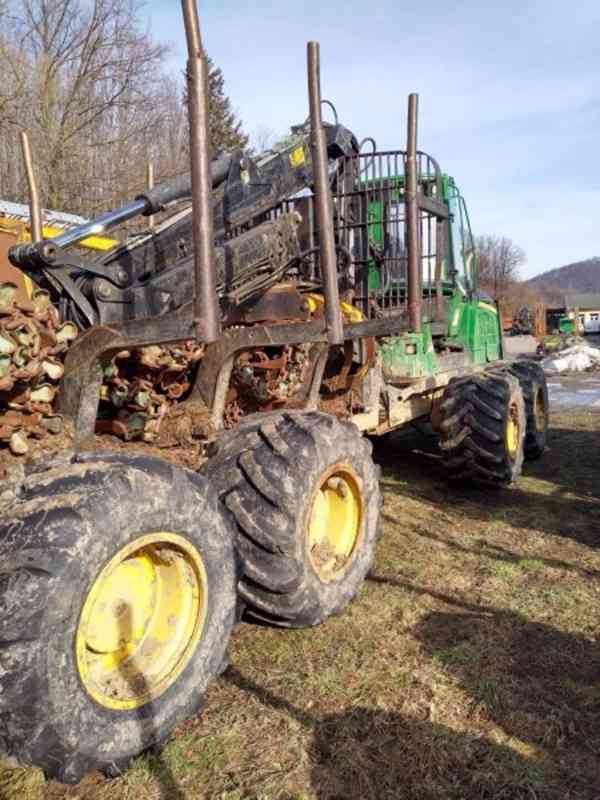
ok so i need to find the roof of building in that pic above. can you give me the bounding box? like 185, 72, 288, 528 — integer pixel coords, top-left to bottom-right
564, 292, 600, 310
0, 199, 87, 228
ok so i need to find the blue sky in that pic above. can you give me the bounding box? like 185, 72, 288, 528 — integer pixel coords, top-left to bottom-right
146, 0, 599, 279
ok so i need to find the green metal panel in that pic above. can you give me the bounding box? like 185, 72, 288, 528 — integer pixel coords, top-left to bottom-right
447, 292, 502, 364
558, 316, 575, 334
363, 170, 502, 371
364, 173, 479, 303
380, 325, 438, 379
367, 202, 383, 291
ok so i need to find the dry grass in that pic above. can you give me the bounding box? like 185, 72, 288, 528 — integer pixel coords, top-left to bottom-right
2, 409, 600, 800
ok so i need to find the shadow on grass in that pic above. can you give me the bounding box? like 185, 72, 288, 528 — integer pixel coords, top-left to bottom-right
114, 606, 185, 800
368, 575, 600, 798
373, 422, 600, 549
382, 519, 600, 580
224, 666, 550, 800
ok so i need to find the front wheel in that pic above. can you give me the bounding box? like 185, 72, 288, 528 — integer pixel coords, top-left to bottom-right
204, 411, 381, 627
0, 453, 237, 783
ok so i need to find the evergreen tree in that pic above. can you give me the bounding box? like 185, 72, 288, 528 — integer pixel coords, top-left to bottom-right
206, 57, 248, 152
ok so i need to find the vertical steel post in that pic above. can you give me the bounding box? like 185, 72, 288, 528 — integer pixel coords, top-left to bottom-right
435, 219, 445, 320
146, 161, 155, 231
182, 0, 220, 343
405, 93, 421, 332
20, 131, 43, 244
307, 41, 344, 346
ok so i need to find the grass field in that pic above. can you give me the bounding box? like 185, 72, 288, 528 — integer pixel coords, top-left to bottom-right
2, 408, 599, 800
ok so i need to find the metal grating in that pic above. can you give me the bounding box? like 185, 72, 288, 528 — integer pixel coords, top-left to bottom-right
271, 150, 450, 324
330, 149, 447, 321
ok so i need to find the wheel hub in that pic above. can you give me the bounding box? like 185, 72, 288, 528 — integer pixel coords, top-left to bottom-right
76, 533, 208, 711
506, 402, 522, 459
307, 466, 363, 581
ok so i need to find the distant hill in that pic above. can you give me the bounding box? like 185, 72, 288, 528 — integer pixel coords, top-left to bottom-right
528, 257, 600, 292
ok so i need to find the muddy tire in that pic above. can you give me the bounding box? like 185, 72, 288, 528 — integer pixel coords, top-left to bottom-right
203, 411, 381, 627
505, 361, 549, 460
438, 371, 526, 485
0, 452, 237, 784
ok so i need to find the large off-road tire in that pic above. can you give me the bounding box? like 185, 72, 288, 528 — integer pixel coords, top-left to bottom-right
0, 452, 237, 784
203, 411, 381, 628
505, 361, 549, 460
438, 371, 526, 485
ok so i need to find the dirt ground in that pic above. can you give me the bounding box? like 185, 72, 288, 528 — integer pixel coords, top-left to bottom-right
1, 385, 600, 800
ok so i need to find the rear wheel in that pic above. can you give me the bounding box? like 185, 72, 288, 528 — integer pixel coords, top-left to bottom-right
0, 453, 237, 783
506, 361, 549, 459
204, 411, 381, 627
438, 371, 526, 485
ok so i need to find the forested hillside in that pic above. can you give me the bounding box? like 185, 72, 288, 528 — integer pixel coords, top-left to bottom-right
528, 257, 600, 292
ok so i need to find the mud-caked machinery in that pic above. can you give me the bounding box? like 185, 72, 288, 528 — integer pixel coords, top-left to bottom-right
0, 0, 549, 783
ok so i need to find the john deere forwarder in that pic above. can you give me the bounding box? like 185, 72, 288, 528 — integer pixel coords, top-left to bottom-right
0, 0, 548, 783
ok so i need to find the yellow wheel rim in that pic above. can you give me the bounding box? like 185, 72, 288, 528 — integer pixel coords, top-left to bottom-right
76, 533, 208, 711
534, 387, 547, 432
307, 465, 363, 582
506, 402, 521, 459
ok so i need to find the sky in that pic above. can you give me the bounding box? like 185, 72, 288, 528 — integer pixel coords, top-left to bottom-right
146, 0, 599, 279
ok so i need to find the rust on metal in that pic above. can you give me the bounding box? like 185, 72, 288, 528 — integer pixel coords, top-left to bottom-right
225, 342, 314, 426
307, 41, 344, 346
182, 0, 220, 343
405, 93, 421, 333
224, 283, 308, 325
0, 228, 31, 305
95, 340, 206, 443
19, 131, 43, 244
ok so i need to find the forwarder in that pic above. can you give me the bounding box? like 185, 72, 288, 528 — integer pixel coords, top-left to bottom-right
0, 0, 548, 783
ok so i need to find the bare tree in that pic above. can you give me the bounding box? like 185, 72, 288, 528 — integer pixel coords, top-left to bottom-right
249, 124, 279, 154
0, 0, 248, 216
475, 235, 526, 302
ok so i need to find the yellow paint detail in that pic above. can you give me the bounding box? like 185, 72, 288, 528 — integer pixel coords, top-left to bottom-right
289, 146, 306, 168
1, 218, 117, 299
307, 466, 363, 582
76, 532, 208, 711
0, 218, 118, 251
478, 302, 498, 315
534, 386, 548, 432
24, 277, 34, 297
39, 225, 117, 252
340, 301, 365, 324
506, 404, 521, 459
305, 293, 365, 324
305, 293, 324, 315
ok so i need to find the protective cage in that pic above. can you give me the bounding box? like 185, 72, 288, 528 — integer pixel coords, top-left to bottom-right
271, 149, 452, 326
